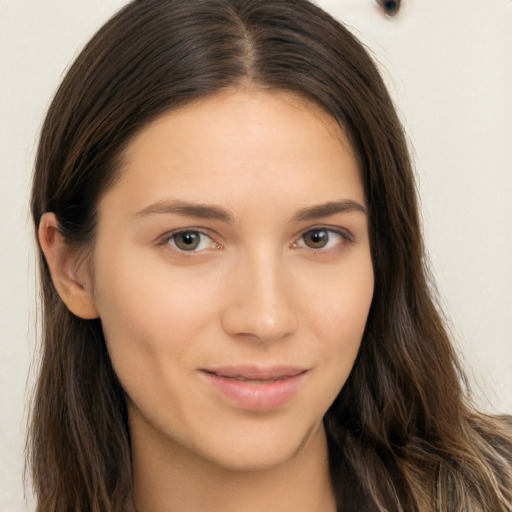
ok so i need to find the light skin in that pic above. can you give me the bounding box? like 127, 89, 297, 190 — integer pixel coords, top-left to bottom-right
39, 89, 374, 512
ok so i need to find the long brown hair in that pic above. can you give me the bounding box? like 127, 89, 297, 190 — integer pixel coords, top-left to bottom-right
29, 1, 512, 510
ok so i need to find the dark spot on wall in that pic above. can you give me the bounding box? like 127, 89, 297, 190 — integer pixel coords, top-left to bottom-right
377, 0, 401, 17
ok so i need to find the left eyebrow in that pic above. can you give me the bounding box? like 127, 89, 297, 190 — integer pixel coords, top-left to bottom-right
291, 200, 367, 222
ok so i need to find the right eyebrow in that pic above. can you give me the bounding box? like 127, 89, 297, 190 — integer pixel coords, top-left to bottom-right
132, 200, 235, 223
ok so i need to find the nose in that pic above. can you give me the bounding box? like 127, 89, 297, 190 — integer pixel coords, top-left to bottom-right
220, 250, 299, 343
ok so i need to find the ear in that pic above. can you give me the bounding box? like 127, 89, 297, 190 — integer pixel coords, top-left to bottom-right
38, 212, 99, 319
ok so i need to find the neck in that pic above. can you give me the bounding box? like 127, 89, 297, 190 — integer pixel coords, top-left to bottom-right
130, 414, 336, 512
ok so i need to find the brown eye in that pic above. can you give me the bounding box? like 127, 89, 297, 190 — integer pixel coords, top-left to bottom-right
172, 231, 203, 251
302, 229, 330, 249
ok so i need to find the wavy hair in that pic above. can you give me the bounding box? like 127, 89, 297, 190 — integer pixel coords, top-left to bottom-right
29, 1, 511, 510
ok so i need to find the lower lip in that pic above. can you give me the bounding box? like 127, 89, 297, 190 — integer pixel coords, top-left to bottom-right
202, 371, 306, 411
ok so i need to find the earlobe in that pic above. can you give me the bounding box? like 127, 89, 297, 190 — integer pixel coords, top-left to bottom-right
38, 213, 99, 320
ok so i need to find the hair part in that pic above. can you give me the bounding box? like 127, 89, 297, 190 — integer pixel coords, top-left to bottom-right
29, 1, 512, 511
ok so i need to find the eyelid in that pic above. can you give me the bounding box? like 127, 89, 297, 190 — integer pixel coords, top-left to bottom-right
157, 228, 222, 253
156, 225, 354, 254
292, 226, 354, 250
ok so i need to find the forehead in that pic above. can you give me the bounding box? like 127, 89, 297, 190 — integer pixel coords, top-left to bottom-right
101, 88, 364, 217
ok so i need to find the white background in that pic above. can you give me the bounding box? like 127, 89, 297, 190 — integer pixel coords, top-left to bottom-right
1, 1, 510, 510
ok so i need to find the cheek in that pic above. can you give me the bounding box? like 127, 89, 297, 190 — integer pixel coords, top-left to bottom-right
304, 254, 374, 383
306, 254, 374, 338
91, 249, 222, 385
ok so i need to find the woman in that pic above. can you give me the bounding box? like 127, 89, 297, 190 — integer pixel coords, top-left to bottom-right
28, 0, 512, 511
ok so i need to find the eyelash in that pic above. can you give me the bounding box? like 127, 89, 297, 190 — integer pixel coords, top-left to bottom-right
159, 229, 221, 253
292, 227, 353, 253
158, 226, 353, 255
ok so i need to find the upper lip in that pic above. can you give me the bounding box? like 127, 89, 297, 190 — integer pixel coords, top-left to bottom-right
203, 365, 307, 380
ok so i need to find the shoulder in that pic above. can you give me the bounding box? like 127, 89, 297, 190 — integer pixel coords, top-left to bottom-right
468, 413, 512, 469
495, 414, 512, 449
498, 415, 512, 431
484, 414, 512, 470
492, 414, 512, 441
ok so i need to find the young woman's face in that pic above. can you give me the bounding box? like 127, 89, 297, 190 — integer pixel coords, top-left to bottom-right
91, 89, 374, 472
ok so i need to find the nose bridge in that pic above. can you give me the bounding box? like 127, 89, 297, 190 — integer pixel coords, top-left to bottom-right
221, 245, 298, 342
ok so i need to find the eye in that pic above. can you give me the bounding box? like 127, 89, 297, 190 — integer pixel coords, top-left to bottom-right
296, 228, 350, 250
165, 230, 217, 252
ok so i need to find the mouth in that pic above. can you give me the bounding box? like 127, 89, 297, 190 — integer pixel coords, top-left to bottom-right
200, 365, 308, 410
204, 364, 307, 380
216, 376, 287, 384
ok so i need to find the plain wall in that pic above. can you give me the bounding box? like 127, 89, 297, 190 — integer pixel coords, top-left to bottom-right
1, 1, 510, 510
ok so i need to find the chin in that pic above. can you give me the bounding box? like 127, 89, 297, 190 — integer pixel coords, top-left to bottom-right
192, 418, 324, 474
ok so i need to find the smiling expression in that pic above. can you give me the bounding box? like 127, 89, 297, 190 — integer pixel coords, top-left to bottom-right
90, 89, 374, 472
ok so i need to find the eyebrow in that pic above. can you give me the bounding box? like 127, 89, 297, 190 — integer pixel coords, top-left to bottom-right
133, 200, 235, 223
291, 200, 367, 222
132, 199, 366, 223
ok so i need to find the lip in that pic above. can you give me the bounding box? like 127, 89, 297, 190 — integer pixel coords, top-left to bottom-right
201, 365, 308, 411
